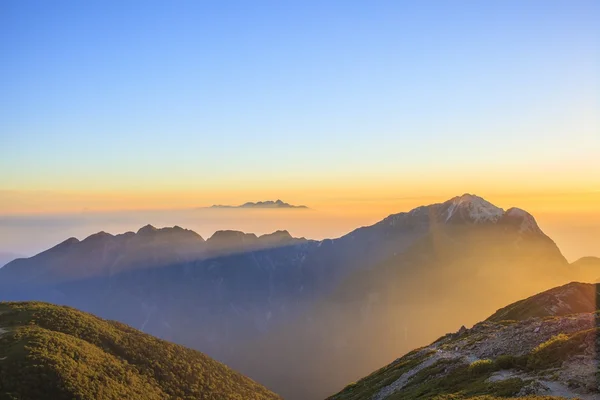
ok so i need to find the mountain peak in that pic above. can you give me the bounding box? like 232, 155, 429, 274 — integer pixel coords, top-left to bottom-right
261, 229, 292, 238
454, 193, 481, 202
258, 230, 296, 245
61, 237, 80, 246
135, 225, 204, 241
442, 194, 504, 223
208, 230, 258, 242
82, 231, 114, 243
137, 224, 158, 235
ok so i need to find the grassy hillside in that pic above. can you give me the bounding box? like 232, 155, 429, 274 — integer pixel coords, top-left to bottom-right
0, 302, 280, 400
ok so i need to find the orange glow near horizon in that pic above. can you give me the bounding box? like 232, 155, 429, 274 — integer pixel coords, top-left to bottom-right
1, 186, 599, 215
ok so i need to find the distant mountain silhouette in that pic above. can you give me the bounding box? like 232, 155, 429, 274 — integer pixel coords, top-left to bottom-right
0, 225, 307, 285
209, 199, 308, 209
571, 256, 600, 282
0, 194, 597, 400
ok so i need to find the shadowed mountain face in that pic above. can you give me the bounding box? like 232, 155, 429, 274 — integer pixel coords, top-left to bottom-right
0, 194, 595, 400
0, 302, 280, 400
329, 282, 600, 400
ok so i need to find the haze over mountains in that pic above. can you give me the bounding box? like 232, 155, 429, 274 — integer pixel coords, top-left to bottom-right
2, 193, 597, 264
1, 194, 598, 399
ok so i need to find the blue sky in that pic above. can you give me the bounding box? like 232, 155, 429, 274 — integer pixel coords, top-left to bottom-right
1, 0, 598, 193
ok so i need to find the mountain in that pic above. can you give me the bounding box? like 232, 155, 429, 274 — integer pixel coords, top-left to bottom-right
0, 301, 280, 400
328, 282, 600, 400
0, 225, 307, 285
0, 194, 594, 400
0, 225, 206, 285
571, 257, 600, 282
237, 194, 576, 398
210, 199, 309, 209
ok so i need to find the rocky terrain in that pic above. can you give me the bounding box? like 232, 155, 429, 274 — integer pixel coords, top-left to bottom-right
329, 282, 600, 400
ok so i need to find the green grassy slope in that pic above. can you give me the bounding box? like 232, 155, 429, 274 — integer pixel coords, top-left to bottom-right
0, 302, 280, 400
326, 347, 571, 400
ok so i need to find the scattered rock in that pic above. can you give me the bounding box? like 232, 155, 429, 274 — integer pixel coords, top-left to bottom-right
517, 380, 546, 396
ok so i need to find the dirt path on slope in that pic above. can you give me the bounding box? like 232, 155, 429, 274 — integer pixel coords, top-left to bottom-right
372, 347, 479, 400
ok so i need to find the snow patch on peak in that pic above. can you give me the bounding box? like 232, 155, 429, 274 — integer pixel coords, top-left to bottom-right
445, 194, 504, 223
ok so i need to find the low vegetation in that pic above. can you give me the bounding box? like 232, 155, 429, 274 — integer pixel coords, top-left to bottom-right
327, 349, 434, 400
329, 326, 597, 400
527, 330, 596, 370
0, 302, 280, 400
387, 359, 526, 399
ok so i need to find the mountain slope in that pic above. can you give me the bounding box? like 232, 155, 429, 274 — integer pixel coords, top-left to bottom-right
0, 301, 280, 400
487, 282, 599, 322
235, 195, 575, 399
328, 282, 600, 400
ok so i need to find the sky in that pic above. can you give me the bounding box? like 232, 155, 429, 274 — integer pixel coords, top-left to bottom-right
0, 1, 599, 259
